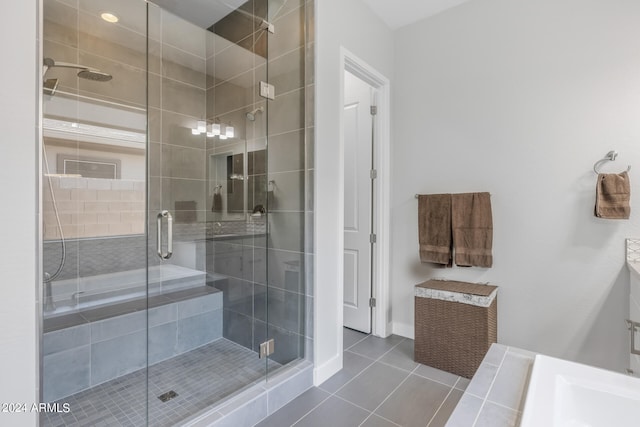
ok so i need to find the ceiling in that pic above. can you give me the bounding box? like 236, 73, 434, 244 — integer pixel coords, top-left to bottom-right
150, 0, 472, 31
362, 0, 472, 30
149, 0, 248, 29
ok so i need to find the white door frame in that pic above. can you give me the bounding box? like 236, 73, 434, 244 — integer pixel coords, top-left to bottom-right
339, 47, 391, 338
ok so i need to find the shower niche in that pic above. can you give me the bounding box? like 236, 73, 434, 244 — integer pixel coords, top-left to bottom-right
40, 0, 311, 425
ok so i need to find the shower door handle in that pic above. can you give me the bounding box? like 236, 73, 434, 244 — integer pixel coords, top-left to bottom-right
157, 210, 173, 260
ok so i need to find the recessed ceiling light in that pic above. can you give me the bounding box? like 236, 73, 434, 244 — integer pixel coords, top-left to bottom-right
101, 12, 119, 23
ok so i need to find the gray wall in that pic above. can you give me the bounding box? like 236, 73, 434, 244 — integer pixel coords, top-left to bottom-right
391, 0, 640, 372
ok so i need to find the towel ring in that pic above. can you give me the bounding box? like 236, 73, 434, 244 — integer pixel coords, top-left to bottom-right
593, 150, 631, 174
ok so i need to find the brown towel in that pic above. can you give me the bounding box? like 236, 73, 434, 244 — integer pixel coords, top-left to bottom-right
451, 192, 493, 267
595, 171, 630, 219
418, 194, 452, 265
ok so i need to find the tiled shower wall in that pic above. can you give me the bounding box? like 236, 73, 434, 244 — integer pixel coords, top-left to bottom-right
43, 176, 145, 240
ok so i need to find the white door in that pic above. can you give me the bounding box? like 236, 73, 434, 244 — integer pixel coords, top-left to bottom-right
343, 70, 375, 333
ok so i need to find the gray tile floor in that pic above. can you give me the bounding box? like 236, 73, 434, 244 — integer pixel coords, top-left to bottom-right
41, 338, 279, 427
258, 328, 469, 427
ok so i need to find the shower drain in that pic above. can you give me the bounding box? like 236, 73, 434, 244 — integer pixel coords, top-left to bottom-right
158, 390, 178, 402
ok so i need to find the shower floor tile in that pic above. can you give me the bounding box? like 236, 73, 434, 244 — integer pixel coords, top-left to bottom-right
41, 338, 279, 427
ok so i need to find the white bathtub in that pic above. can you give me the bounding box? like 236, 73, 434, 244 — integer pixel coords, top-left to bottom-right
45, 264, 225, 318
521, 354, 640, 427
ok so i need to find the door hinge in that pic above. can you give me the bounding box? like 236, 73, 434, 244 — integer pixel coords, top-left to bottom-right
370, 105, 377, 115
369, 233, 377, 244
260, 81, 275, 100
370, 169, 377, 179
259, 338, 275, 358
369, 297, 376, 308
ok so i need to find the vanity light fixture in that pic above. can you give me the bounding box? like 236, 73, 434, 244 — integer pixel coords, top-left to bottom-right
194, 120, 233, 139
209, 123, 221, 137
192, 120, 207, 136
101, 12, 119, 23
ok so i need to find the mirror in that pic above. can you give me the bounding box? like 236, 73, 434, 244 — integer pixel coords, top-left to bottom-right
207, 138, 267, 222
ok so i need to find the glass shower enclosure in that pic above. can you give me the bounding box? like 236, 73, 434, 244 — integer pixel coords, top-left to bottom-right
40, 0, 308, 425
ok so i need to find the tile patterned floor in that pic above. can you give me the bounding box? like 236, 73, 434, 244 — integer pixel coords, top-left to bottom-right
41, 338, 279, 427
258, 328, 469, 427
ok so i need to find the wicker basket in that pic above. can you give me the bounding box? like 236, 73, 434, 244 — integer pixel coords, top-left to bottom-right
414, 280, 498, 378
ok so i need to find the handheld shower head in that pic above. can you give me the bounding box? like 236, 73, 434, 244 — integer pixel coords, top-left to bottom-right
246, 106, 264, 121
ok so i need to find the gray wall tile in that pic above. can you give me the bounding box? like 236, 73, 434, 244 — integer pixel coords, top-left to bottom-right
162, 110, 206, 149
43, 324, 90, 356
91, 330, 146, 385
217, 278, 254, 316
268, 6, 304, 59
162, 144, 206, 180
267, 130, 305, 173
79, 11, 151, 73
148, 321, 178, 365
43, 0, 78, 47
43, 345, 90, 402
162, 77, 206, 117
268, 212, 304, 252
148, 304, 177, 327
269, 170, 305, 212
78, 51, 147, 107
269, 47, 304, 95
268, 88, 304, 136
177, 292, 223, 318
91, 311, 146, 343
162, 43, 206, 88
176, 309, 223, 352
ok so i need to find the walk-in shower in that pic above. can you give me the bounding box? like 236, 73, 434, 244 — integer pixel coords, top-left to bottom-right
40, 0, 313, 425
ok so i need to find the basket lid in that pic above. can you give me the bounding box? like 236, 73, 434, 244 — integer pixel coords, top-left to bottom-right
415, 280, 498, 307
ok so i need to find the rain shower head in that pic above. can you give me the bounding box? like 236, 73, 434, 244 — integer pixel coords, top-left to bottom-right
43, 57, 113, 82
77, 69, 113, 82
246, 106, 264, 121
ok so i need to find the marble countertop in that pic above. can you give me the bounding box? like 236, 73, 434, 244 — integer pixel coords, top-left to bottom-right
446, 344, 535, 427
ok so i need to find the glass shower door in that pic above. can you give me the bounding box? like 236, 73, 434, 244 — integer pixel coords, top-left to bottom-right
41, 0, 150, 425
144, 1, 270, 421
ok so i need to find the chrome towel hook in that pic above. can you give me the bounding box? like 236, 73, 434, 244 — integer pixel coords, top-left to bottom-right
593, 150, 631, 174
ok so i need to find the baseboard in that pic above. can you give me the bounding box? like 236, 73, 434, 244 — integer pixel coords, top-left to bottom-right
313, 352, 342, 386
392, 322, 414, 339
